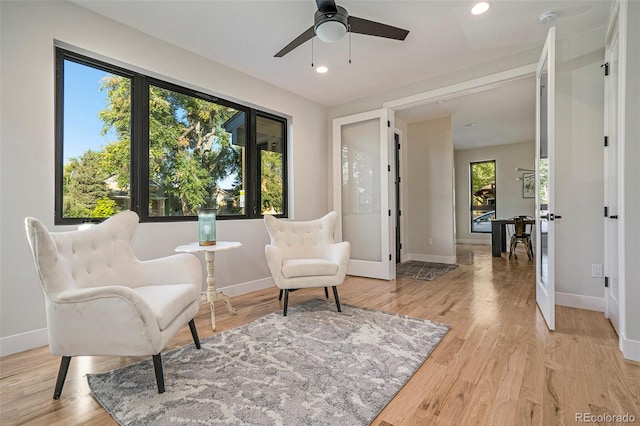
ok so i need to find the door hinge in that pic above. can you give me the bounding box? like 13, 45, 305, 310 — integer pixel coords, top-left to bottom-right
400, 243, 403, 249
602, 62, 609, 76
398, 176, 401, 183
387, 120, 391, 128
389, 254, 392, 261
399, 210, 402, 216
604, 136, 608, 147
388, 165, 391, 172
397, 142, 401, 150
605, 206, 608, 217
605, 276, 609, 288
388, 209, 391, 217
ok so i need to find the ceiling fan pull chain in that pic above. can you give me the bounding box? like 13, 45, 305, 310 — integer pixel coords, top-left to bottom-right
349, 27, 352, 64
311, 38, 314, 68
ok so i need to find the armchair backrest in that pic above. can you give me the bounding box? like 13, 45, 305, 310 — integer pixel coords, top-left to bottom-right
264, 211, 338, 260
25, 211, 142, 297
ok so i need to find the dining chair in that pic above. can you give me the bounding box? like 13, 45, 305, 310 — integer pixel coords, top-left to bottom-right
509, 216, 533, 261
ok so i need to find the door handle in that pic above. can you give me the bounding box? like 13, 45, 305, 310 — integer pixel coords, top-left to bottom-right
610, 215, 618, 219
540, 213, 562, 220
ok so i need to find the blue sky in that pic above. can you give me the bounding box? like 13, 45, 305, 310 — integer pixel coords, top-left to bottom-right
63, 60, 116, 163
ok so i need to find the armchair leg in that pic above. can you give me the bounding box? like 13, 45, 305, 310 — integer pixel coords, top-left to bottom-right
278, 289, 283, 301
152, 353, 165, 394
188, 319, 201, 349
53, 356, 71, 400
332, 286, 342, 312
283, 289, 289, 316
324, 287, 329, 299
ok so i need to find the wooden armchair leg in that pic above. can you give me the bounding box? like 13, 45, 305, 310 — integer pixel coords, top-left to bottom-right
332, 286, 342, 312
324, 287, 329, 299
188, 319, 201, 349
152, 353, 165, 394
283, 289, 289, 316
53, 356, 72, 400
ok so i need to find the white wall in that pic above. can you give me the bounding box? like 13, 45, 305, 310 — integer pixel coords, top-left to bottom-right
405, 117, 456, 264
454, 142, 535, 244
0, 1, 329, 354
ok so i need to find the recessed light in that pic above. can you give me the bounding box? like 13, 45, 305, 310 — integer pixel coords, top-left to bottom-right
471, 2, 490, 15
316, 66, 328, 74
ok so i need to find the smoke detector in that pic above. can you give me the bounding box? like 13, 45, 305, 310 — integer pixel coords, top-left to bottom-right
538, 11, 557, 24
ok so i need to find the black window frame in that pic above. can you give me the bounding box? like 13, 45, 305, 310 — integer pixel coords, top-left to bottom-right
469, 160, 496, 234
54, 47, 288, 225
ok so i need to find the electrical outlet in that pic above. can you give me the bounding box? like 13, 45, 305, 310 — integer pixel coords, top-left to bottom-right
591, 264, 603, 278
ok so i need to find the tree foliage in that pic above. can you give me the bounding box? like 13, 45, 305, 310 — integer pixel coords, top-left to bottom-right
63, 72, 283, 219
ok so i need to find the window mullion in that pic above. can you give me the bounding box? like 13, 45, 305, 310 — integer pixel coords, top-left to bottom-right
132, 75, 149, 220
246, 109, 258, 217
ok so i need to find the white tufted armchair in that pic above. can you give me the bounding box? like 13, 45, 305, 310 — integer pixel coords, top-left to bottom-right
264, 211, 350, 316
24, 210, 202, 399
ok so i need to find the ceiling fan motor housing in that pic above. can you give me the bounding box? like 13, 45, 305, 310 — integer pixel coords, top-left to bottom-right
314, 5, 349, 43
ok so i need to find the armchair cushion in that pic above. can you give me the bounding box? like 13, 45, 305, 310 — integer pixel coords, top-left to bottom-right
282, 259, 339, 278
134, 284, 200, 330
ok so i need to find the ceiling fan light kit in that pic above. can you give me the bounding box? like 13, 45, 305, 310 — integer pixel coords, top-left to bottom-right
314, 6, 348, 43
274, 0, 409, 58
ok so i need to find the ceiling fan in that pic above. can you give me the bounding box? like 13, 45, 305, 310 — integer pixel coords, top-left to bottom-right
274, 0, 410, 58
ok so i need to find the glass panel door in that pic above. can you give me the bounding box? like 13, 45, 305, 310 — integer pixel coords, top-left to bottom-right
333, 109, 393, 280
536, 27, 556, 330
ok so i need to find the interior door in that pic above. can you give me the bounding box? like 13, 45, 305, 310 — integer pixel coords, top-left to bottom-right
604, 11, 621, 334
333, 108, 394, 280
535, 27, 557, 330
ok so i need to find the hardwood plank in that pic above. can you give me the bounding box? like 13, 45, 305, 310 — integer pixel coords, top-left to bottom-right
1, 244, 638, 426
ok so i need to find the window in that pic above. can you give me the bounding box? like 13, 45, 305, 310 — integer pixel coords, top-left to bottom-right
55, 48, 287, 224
470, 160, 496, 233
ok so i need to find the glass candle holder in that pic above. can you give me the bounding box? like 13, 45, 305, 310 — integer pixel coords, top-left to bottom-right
198, 208, 217, 246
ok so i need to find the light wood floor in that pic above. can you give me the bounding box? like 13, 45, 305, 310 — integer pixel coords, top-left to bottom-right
1, 244, 638, 425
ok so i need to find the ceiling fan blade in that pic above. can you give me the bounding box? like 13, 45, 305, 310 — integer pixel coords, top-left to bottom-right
316, 0, 338, 13
348, 16, 409, 41
274, 26, 315, 57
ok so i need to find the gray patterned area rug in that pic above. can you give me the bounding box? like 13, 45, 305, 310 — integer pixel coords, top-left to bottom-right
87, 299, 449, 426
396, 261, 458, 281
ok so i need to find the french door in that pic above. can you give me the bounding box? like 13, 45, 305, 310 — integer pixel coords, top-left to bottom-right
332, 109, 394, 280
535, 27, 558, 330
604, 4, 622, 335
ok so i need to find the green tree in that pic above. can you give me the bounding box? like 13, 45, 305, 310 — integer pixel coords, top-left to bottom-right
65, 150, 110, 217
98, 77, 242, 216
260, 150, 283, 213
471, 162, 495, 205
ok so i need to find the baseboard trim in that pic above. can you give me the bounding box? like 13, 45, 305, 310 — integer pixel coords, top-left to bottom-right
0, 327, 49, 357
621, 336, 640, 362
405, 253, 457, 265
456, 239, 491, 245
215, 277, 276, 298
555, 292, 604, 312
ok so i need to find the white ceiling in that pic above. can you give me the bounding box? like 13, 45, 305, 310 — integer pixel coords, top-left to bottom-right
72, 0, 611, 150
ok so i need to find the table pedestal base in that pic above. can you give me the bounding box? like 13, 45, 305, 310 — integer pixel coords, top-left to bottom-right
204, 251, 237, 331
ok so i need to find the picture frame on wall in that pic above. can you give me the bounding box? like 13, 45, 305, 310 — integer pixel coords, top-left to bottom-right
522, 173, 535, 198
